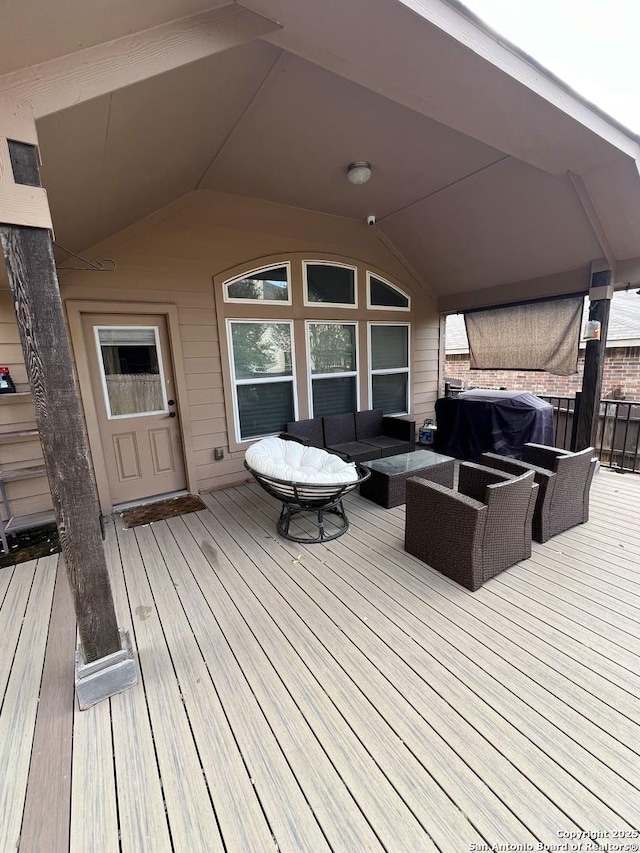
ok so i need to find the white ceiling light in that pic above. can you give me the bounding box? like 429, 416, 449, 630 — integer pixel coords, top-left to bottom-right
347, 161, 372, 185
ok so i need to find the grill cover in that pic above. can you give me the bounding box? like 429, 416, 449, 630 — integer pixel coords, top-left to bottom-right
434, 390, 554, 460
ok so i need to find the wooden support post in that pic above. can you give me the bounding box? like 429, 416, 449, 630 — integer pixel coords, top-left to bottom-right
575, 269, 613, 450
0, 139, 135, 705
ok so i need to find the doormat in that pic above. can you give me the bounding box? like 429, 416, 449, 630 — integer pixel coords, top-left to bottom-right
0, 523, 61, 569
120, 494, 206, 529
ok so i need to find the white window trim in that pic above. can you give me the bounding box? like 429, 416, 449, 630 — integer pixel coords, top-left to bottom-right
366, 271, 411, 311
223, 262, 292, 306
302, 260, 358, 309
94, 324, 168, 420
227, 318, 298, 444
368, 321, 411, 416
306, 320, 360, 417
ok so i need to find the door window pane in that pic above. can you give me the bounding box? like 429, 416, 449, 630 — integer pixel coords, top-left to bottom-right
372, 374, 408, 415
225, 265, 289, 302
371, 325, 409, 370
231, 323, 293, 380
305, 263, 356, 305
97, 327, 165, 417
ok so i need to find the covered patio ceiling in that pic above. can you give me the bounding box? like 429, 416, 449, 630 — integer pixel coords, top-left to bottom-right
3, 0, 640, 310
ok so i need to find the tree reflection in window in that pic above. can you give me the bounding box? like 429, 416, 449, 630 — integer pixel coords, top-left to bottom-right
225, 266, 289, 302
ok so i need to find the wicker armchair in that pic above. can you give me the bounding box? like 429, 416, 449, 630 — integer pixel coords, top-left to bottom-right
404, 462, 538, 591
481, 444, 597, 543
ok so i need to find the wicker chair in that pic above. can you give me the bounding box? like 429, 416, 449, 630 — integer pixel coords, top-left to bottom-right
481, 444, 597, 543
404, 462, 538, 591
245, 437, 370, 543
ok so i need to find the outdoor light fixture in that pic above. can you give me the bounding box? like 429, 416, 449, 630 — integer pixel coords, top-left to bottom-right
347, 161, 372, 185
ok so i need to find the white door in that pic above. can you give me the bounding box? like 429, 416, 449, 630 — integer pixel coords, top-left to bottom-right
83, 313, 186, 505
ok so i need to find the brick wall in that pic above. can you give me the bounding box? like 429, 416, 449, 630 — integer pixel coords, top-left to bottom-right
445, 346, 640, 400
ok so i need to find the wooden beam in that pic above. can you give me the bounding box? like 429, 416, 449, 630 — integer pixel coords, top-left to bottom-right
568, 172, 616, 269
0, 182, 53, 229
575, 268, 613, 450
0, 141, 121, 663
0, 98, 39, 145
0, 4, 281, 119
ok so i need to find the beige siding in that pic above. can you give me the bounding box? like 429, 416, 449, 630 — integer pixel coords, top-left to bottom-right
2, 190, 438, 502
0, 289, 52, 520
412, 298, 440, 426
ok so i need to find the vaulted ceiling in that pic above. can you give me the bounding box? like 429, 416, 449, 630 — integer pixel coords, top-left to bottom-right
4, 0, 640, 309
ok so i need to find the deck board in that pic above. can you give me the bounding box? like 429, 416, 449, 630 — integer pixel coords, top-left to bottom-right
3, 468, 640, 852
231, 484, 639, 833
0, 557, 57, 853
115, 521, 226, 853
198, 491, 476, 850
106, 521, 174, 853
133, 522, 279, 853
214, 487, 557, 842
154, 516, 342, 853
20, 561, 76, 853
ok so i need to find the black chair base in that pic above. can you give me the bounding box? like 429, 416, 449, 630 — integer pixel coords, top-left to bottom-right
244, 459, 370, 544
277, 498, 349, 543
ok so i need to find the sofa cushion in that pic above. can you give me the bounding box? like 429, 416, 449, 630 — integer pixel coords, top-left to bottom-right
361, 435, 414, 457
354, 409, 384, 440
246, 437, 358, 484
323, 413, 357, 446
326, 441, 382, 464
285, 418, 325, 448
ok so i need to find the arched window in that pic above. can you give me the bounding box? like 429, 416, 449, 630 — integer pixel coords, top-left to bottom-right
224, 263, 291, 305
303, 261, 357, 307
367, 272, 410, 310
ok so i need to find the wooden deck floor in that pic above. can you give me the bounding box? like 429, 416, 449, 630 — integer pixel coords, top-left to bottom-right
2, 468, 640, 852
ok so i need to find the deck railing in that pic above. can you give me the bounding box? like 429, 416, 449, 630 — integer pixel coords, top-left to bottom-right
541, 393, 640, 473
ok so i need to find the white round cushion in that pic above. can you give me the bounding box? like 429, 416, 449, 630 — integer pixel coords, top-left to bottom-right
246, 437, 358, 484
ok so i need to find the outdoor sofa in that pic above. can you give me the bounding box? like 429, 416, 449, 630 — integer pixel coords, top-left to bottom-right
281, 409, 415, 463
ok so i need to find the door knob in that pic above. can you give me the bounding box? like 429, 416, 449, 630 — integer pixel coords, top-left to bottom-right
167, 411, 176, 418
167, 399, 175, 406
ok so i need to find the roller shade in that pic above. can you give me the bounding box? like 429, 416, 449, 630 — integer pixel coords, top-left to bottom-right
464, 295, 583, 376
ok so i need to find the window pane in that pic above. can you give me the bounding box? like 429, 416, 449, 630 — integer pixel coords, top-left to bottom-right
97, 327, 164, 416
231, 323, 292, 380
227, 266, 289, 301
237, 382, 294, 440
369, 276, 409, 308
372, 373, 408, 414
312, 377, 357, 417
306, 264, 355, 304
309, 324, 356, 374
371, 325, 409, 370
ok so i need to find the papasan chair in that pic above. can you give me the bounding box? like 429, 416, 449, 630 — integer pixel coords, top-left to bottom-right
245, 436, 370, 543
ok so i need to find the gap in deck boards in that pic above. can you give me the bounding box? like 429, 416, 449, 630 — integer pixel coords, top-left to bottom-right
0, 523, 60, 568
120, 494, 206, 529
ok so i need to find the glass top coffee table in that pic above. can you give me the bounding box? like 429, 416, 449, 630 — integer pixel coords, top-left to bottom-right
360, 449, 455, 508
